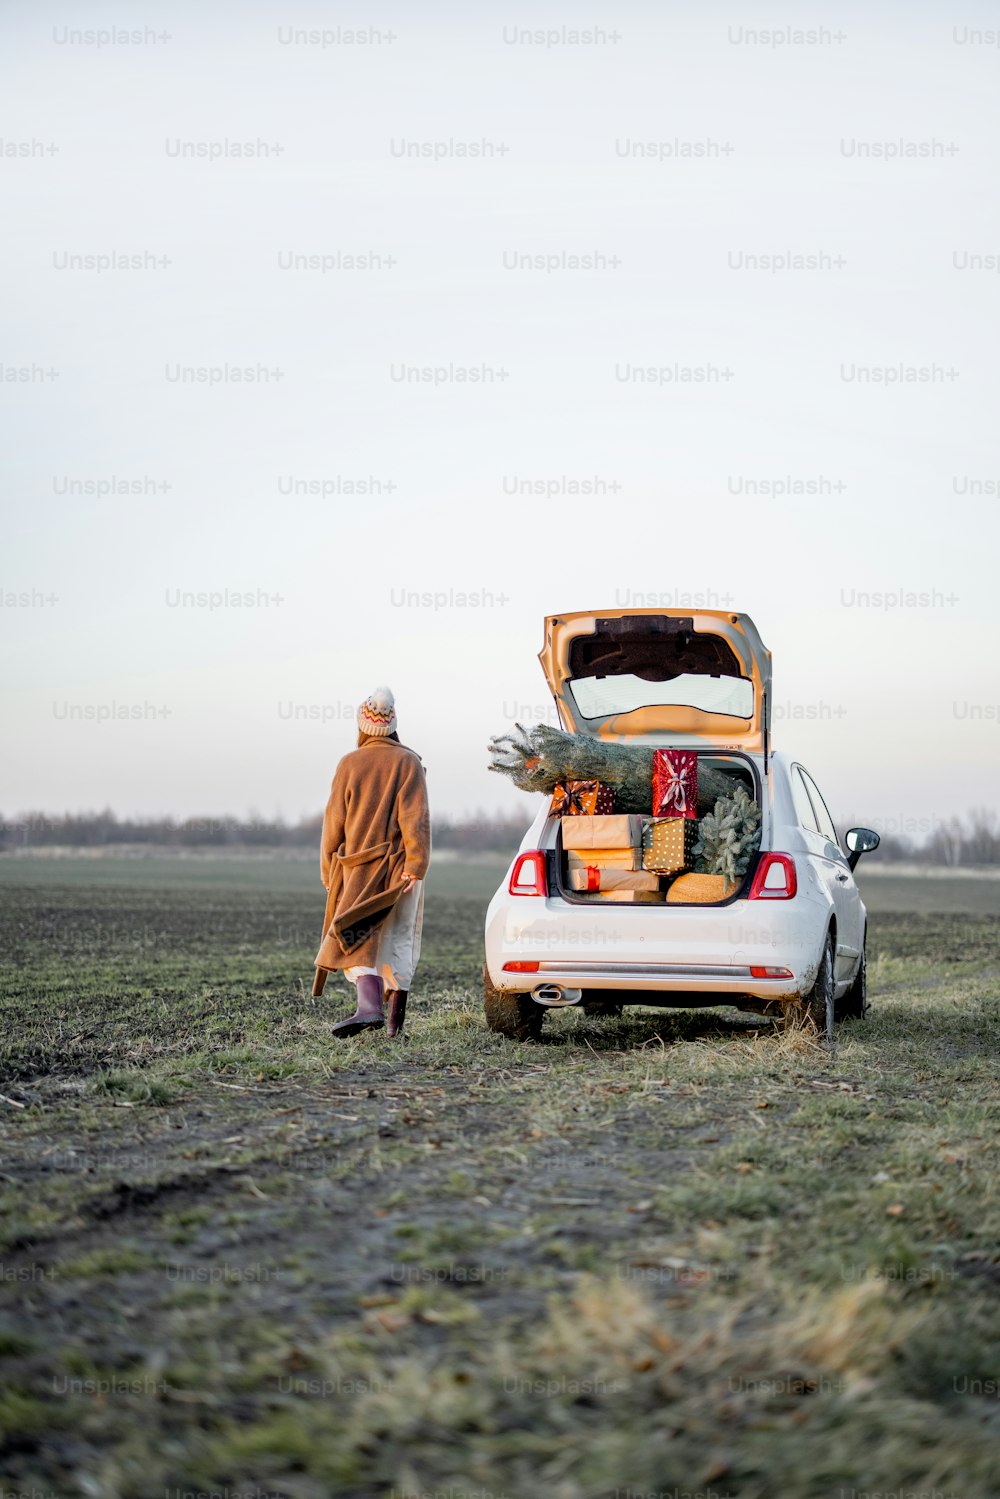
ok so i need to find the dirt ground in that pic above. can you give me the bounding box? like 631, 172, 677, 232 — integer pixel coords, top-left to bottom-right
1, 855, 998, 1499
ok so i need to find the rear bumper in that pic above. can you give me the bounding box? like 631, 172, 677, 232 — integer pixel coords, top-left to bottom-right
506, 961, 804, 1001
484, 889, 827, 1002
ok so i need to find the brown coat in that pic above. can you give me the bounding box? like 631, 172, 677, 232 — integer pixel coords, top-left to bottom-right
314, 738, 431, 975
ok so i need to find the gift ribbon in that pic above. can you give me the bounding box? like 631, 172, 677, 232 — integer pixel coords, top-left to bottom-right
554, 782, 592, 815
659, 764, 688, 815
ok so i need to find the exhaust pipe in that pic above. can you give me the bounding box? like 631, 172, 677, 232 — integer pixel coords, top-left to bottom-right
531, 984, 583, 1007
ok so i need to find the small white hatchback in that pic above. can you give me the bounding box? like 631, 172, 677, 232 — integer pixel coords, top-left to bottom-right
484, 609, 879, 1040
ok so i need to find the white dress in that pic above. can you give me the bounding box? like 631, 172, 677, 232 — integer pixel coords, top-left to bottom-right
344, 878, 424, 989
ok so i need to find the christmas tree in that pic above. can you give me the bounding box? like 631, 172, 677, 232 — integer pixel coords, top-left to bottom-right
691, 785, 762, 883
488, 723, 744, 814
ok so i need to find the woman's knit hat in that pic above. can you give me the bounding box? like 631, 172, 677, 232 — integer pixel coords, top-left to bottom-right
357, 686, 397, 737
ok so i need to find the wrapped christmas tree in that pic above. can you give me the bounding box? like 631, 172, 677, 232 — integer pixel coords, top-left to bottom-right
488, 723, 742, 814
691, 785, 762, 884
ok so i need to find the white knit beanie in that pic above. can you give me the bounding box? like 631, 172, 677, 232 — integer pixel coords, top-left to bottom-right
357, 685, 397, 737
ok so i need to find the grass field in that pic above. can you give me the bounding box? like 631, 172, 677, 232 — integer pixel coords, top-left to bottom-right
1, 854, 998, 1499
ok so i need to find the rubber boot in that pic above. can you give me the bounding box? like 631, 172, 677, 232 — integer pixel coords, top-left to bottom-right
386, 989, 408, 1039
332, 974, 385, 1037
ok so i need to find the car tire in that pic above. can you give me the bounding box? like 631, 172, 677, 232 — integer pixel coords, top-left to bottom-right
804, 933, 836, 1042
483, 965, 545, 1041
837, 939, 867, 1021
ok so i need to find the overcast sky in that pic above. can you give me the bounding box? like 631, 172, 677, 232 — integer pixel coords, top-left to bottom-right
3, 2, 998, 835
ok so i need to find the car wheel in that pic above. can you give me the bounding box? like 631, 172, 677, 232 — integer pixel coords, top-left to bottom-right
482, 965, 545, 1041
837, 940, 867, 1021
804, 933, 836, 1042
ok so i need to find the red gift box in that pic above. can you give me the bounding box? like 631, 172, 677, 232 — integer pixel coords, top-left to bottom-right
549, 779, 616, 817
652, 750, 698, 820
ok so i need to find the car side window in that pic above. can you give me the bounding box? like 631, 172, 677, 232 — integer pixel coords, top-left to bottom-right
790, 767, 819, 832
799, 768, 840, 846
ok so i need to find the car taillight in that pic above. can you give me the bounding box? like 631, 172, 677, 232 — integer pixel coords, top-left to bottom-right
750, 965, 793, 979
503, 961, 540, 972
748, 853, 797, 900
509, 850, 548, 897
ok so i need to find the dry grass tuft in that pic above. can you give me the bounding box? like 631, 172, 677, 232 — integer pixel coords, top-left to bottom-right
683, 1017, 823, 1073
519, 1267, 926, 1407
783, 1276, 916, 1379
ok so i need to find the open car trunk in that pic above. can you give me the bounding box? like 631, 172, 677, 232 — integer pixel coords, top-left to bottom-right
538, 609, 772, 754
550, 751, 761, 907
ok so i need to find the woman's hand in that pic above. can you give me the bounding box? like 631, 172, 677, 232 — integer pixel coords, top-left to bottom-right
400, 872, 417, 893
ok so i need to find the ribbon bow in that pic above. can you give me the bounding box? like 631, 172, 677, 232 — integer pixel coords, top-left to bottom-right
553, 781, 593, 815
659, 760, 689, 815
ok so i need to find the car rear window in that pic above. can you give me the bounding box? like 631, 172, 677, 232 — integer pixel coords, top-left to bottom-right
569, 672, 753, 721
791, 768, 820, 832
799, 767, 840, 845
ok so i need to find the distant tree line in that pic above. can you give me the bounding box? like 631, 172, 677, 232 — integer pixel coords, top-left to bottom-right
839, 807, 1000, 867
0, 809, 533, 853
1, 806, 998, 865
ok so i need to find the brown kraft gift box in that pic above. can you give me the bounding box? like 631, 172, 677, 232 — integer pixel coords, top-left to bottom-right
599, 889, 666, 903
567, 866, 661, 893
560, 814, 644, 851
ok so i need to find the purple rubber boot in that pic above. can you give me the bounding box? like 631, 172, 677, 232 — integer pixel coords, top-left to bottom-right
332, 974, 385, 1038
385, 989, 408, 1039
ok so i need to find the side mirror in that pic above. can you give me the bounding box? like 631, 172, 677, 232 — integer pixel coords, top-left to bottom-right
845, 826, 880, 871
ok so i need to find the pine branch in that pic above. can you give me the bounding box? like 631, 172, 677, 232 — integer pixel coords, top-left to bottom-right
692, 785, 762, 880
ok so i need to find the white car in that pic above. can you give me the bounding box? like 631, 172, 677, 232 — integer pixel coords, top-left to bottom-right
484, 608, 879, 1041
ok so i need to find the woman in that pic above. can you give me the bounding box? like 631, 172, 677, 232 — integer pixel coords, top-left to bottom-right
312, 687, 431, 1040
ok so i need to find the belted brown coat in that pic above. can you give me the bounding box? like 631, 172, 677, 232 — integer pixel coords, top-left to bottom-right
314, 738, 431, 979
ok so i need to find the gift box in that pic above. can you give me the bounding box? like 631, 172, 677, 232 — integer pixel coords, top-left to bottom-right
549, 779, 616, 817
599, 889, 666, 903
567, 866, 661, 893
560, 814, 643, 851
652, 749, 698, 820
642, 816, 698, 875
666, 872, 733, 904
567, 848, 641, 872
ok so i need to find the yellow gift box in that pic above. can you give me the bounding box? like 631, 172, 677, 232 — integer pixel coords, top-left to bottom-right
567, 848, 641, 872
